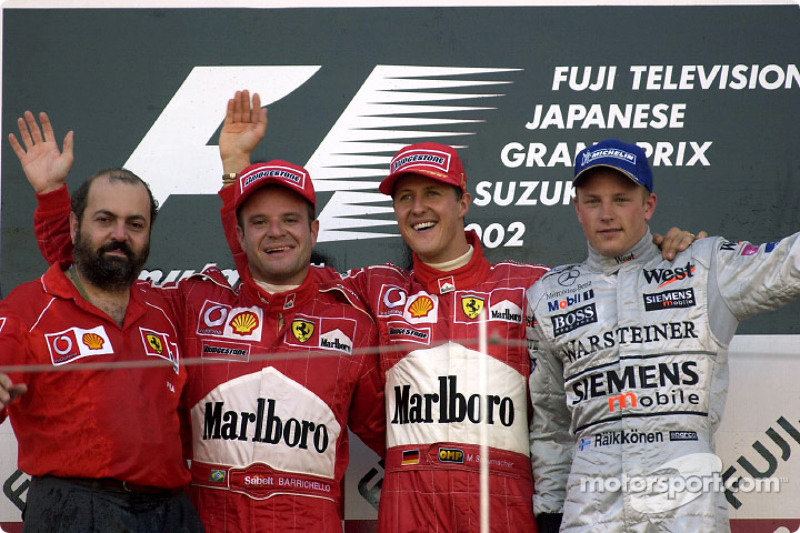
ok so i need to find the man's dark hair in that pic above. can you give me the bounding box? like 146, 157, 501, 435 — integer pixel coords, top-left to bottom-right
71, 167, 159, 227
390, 183, 463, 202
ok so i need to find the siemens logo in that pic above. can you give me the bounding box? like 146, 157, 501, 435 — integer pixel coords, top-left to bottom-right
643, 288, 696, 311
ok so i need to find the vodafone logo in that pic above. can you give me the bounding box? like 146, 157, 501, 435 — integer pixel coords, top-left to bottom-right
52, 335, 74, 356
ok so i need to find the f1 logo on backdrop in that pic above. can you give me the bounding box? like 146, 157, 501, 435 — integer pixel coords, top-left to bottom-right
124, 65, 519, 243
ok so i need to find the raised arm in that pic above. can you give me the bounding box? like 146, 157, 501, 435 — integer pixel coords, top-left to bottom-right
8, 111, 73, 194
219, 89, 267, 175
8, 111, 74, 266
218, 90, 267, 276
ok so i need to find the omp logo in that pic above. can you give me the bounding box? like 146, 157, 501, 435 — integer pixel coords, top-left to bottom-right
438, 447, 464, 464
124, 65, 519, 243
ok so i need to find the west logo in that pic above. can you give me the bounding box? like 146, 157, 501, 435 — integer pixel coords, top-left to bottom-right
643, 262, 695, 287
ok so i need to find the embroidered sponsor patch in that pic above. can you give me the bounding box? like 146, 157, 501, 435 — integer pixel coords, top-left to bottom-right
669, 430, 699, 441
460, 295, 485, 319
378, 285, 407, 317
201, 340, 251, 362
402, 450, 420, 465
551, 303, 597, 337
438, 447, 464, 464
140, 328, 179, 373
404, 293, 438, 323
230, 311, 261, 336
438, 276, 455, 294
319, 328, 353, 354
391, 149, 451, 174
197, 300, 232, 336
291, 319, 316, 343
387, 322, 431, 345
643, 288, 696, 311
45, 326, 114, 366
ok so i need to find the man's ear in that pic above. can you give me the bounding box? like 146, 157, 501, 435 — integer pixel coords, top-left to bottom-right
69, 212, 79, 244
235, 224, 245, 251
310, 219, 320, 248
644, 193, 658, 222
458, 192, 471, 221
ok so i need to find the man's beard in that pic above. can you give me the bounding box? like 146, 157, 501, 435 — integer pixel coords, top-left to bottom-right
73, 231, 149, 292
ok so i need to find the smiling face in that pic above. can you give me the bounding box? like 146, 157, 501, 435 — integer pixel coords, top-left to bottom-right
573, 167, 657, 258
236, 185, 318, 286
392, 173, 471, 264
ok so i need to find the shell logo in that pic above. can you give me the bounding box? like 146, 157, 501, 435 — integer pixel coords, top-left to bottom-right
408, 296, 434, 318
230, 311, 260, 335
82, 332, 105, 350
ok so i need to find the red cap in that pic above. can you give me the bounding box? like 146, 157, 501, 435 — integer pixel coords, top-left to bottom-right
234, 160, 316, 211
379, 142, 467, 196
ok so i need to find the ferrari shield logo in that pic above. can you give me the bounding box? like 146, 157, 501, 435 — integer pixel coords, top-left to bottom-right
145, 333, 164, 354
461, 296, 485, 319
291, 320, 315, 343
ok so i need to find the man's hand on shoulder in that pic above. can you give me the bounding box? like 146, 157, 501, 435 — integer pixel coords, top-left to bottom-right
653, 227, 708, 261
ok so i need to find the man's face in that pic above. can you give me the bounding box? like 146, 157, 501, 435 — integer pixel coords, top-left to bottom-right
573, 168, 657, 258
392, 174, 470, 264
71, 176, 151, 291
236, 186, 318, 286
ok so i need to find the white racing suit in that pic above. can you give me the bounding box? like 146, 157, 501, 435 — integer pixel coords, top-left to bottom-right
526, 229, 800, 532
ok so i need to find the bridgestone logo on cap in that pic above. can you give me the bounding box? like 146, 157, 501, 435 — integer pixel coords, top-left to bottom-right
582, 148, 636, 165
391, 150, 450, 174
243, 168, 304, 189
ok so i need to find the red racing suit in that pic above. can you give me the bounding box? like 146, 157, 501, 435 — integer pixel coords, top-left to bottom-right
342, 236, 547, 532
0, 264, 190, 489
33, 186, 386, 532
220, 177, 547, 531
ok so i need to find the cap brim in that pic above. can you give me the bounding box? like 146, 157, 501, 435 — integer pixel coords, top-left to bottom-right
573, 163, 644, 190
379, 168, 460, 196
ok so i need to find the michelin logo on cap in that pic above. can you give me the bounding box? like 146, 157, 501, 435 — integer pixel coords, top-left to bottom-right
582, 148, 637, 166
